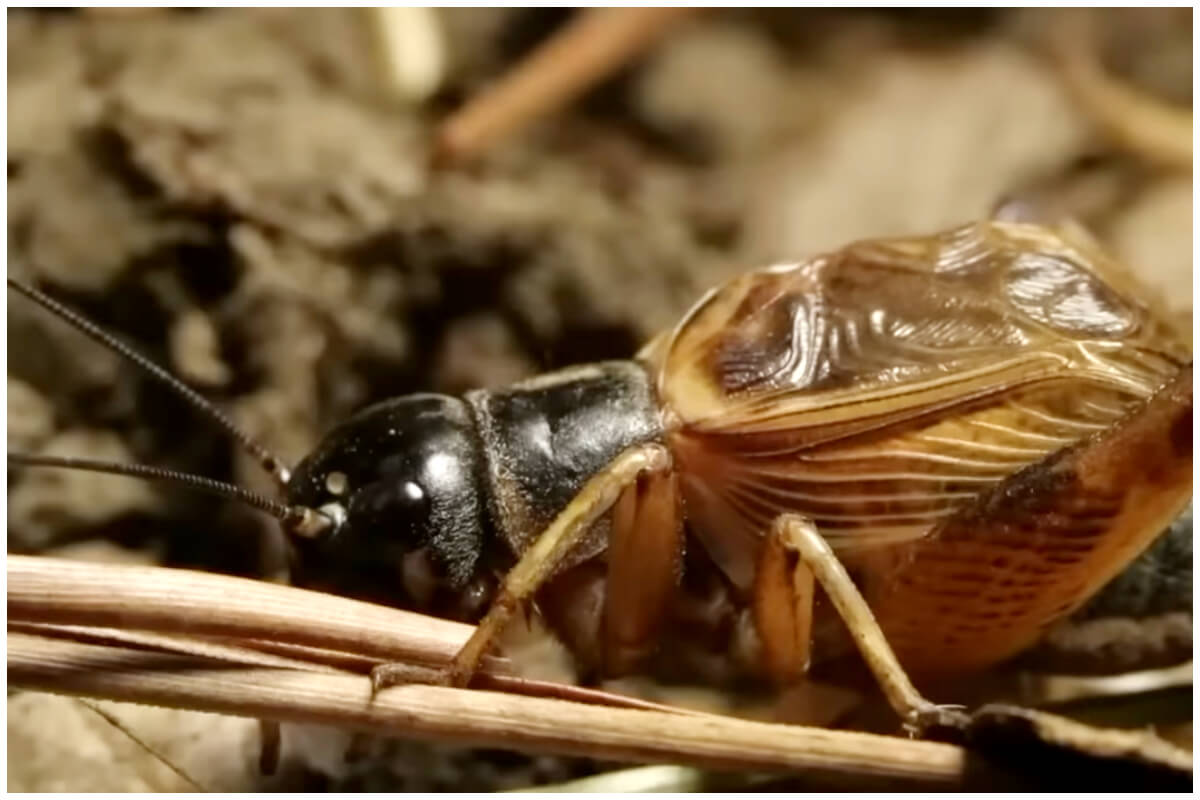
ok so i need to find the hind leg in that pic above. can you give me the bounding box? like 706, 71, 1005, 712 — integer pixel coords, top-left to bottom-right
754, 514, 966, 732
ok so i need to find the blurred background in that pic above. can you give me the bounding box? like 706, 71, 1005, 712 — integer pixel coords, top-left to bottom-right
7, 7, 1192, 791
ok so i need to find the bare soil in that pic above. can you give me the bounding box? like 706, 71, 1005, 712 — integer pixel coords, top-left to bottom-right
7, 8, 1191, 791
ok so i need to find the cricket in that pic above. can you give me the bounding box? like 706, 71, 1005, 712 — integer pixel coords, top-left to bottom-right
10, 218, 1192, 735
6, 7, 1192, 792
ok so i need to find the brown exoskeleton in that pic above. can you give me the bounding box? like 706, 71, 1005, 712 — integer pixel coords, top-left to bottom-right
9, 221, 1192, 731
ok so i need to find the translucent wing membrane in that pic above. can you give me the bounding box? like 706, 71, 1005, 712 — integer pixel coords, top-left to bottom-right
645, 222, 1188, 590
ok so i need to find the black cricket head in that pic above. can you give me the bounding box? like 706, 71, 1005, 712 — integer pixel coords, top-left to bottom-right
285, 394, 496, 620
7, 278, 497, 620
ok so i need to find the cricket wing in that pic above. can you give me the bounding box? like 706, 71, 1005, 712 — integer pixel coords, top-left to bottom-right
644, 222, 1187, 590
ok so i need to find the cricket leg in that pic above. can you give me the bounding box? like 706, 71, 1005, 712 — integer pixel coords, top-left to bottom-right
599, 468, 684, 676
759, 514, 967, 733
371, 443, 673, 693
752, 517, 816, 682
538, 465, 684, 680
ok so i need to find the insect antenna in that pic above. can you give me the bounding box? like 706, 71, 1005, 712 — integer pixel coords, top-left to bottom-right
8, 277, 291, 487
7, 453, 331, 536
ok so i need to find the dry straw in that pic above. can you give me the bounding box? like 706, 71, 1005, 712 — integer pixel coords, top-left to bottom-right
7, 555, 1010, 790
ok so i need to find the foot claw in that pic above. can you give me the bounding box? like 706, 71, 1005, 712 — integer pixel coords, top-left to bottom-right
445, 657, 474, 689
904, 702, 970, 737
368, 662, 446, 701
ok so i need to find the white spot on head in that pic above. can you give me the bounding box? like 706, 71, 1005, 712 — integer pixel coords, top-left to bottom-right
324, 471, 348, 496
403, 481, 424, 502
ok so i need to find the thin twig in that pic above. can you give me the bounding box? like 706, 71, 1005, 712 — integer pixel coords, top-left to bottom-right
1049, 12, 1191, 170
8, 621, 347, 674
9, 632, 989, 790
7, 556, 1000, 789
6, 556, 696, 715
8, 554, 497, 669
434, 7, 698, 165
76, 698, 207, 792
7, 558, 694, 716
368, 7, 446, 102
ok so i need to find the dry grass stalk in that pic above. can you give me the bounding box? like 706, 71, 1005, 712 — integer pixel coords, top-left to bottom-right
8, 555, 1001, 789
435, 7, 698, 165
1050, 12, 1191, 169
7, 556, 684, 714
9, 634, 975, 789
8, 554, 493, 669
368, 7, 446, 102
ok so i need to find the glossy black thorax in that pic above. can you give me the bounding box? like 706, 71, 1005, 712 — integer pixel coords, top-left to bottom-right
466, 360, 664, 565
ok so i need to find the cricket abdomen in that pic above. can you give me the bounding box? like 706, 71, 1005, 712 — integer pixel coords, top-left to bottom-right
867, 366, 1193, 676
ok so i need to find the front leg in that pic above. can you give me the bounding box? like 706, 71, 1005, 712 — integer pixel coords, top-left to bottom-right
372, 443, 674, 693
755, 514, 967, 733
449, 443, 674, 686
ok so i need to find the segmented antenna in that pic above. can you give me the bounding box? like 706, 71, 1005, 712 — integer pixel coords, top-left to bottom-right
7, 453, 330, 535
7, 277, 291, 487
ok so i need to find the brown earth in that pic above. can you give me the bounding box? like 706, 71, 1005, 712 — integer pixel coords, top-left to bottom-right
7, 8, 1191, 791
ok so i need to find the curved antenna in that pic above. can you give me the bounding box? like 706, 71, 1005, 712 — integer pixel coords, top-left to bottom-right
8, 453, 332, 536
8, 277, 291, 487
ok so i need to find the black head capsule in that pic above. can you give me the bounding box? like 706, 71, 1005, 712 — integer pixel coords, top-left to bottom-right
285, 394, 496, 618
